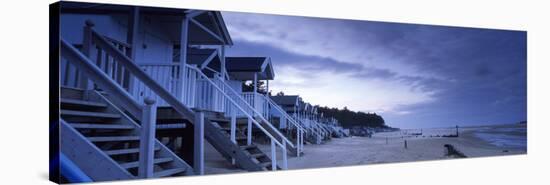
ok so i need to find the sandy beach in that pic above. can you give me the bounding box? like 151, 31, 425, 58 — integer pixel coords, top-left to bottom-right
204, 124, 526, 174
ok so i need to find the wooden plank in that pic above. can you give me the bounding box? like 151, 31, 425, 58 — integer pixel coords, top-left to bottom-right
60, 98, 107, 108
194, 111, 204, 175
70, 123, 134, 130
88, 136, 140, 142
60, 110, 120, 119
138, 98, 157, 178
120, 157, 172, 169
104, 146, 160, 156
153, 168, 187, 178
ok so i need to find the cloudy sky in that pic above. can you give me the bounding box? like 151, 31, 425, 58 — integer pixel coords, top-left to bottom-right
222, 12, 527, 129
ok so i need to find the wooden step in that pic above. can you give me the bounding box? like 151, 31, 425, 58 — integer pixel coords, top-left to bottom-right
153, 168, 187, 178
70, 123, 134, 130
88, 136, 140, 142
250, 153, 266, 159
259, 162, 272, 168
220, 127, 244, 132
61, 110, 121, 119
104, 146, 161, 155
240, 145, 256, 150
156, 124, 186, 130
119, 157, 173, 169
208, 117, 230, 123
60, 86, 85, 99
60, 98, 107, 108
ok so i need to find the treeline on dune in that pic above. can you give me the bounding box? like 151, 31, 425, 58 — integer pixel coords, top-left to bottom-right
268, 90, 388, 128
317, 106, 387, 128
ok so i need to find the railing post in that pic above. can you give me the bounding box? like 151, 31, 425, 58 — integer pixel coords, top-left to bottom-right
177, 15, 189, 101
282, 141, 288, 170
191, 65, 198, 107
194, 110, 205, 175
253, 73, 257, 112
138, 97, 157, 178
78, 20, 94, 89
230, 110, 237, 143
297, 129, 301, 157
247, 117, 252, 145
125, 7, 139, 94
271, 139, 276, 171
230, 109, 237, 165
301, 129, 304, 153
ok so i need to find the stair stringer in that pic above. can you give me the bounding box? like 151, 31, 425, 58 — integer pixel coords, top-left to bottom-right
203, 118, 265, 171
91, 90, 195, 175
60, 119, 135, 181
256, 118, 299, 156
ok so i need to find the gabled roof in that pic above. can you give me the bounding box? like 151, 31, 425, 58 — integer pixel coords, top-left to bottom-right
187, 48, 219, 67
186, 48, 222, 77
225, 57, 275, 80
59, 2, 233, 46
60, 2, 189, 15
298, 101, 310, 112
189, 11, 233, 46
270, 95, 299, 106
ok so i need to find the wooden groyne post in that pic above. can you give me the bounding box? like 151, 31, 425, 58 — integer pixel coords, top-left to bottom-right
444, 144, 467, 158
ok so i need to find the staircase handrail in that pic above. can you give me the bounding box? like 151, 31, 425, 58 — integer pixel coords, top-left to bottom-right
259, 94, 306, 132
187, 65, 294, 149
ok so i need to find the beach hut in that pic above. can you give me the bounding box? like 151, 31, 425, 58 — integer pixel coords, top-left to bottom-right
269, 95, 300, 129
294, 100, 327, 144
225, 57, 305, 156
56, 2, 294, 182
268, 95, 308, 154
225, 57, 274, 118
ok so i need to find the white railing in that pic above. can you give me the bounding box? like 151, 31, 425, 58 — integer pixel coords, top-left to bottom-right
241, 92, 269, 119
295, 115, 326, 143
133, 63, 225, 113
181, 65, 197, 108
214, 76, 295, 148
188, 66, 291, 170
61, 36, 131, 89
258, 95, 306, 155
132, 63, 180, 106
313, 120, 329, 138
195, 76, 225, 112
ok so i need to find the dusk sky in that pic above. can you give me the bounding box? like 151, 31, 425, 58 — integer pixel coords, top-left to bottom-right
222, 12, 527, 129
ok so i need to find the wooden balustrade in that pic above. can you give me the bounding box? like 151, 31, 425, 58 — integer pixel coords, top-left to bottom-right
186, 65, 291, 169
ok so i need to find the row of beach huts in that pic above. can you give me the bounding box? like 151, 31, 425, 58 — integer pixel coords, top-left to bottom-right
53, 2, 349, 183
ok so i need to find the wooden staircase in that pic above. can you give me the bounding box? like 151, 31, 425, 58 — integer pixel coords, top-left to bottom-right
59, 30, 287, 178
158, 108, 281, 171
208, 114, 280, 171
60, 87, 194, 181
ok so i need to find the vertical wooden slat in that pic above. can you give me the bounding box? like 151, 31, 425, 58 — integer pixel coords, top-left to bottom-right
63, 59, 70, 86
194, 111, 205, 175
138, 98, 157, 178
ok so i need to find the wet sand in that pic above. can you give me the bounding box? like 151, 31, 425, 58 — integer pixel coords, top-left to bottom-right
204, 124, 526, 174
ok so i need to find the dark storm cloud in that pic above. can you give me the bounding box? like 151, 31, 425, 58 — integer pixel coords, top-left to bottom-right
226, 39, 396, 78
224, 12, 527, 128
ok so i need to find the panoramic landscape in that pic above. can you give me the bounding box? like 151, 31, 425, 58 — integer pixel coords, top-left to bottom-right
53, 1, 526, 183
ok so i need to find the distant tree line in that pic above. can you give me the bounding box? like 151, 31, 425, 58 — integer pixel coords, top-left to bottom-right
242, 81, 268, 94
272, 91, 387, 128
317, 106, 387, 128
